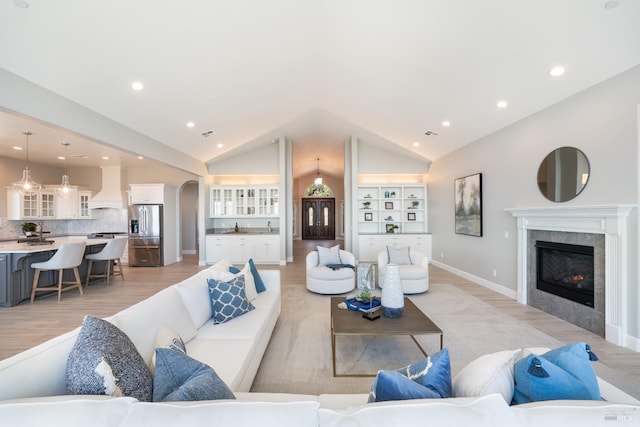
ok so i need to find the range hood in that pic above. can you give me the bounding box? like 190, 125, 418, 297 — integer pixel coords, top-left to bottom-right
88, 166, 127, 209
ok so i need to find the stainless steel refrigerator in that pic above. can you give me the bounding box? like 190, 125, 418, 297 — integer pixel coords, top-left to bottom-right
128, 204, 163, 266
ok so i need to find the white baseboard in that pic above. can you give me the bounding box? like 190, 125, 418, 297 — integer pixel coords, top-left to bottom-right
182, 250, 196, 255
430, 260, 517, 300
626, 334, 640, 352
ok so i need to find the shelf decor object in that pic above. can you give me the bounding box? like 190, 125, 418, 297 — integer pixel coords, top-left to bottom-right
381, 264, 404, 318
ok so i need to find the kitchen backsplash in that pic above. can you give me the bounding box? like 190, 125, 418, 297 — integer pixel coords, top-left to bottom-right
0, 209, 128, 240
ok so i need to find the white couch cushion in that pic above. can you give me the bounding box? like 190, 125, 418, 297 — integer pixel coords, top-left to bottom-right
0, 396, 136, 427
318, 394, 519, 427
185, 338, 255, 392
308, 265, 354, 281
111, 287, 197, 364
119, 400, 320, 427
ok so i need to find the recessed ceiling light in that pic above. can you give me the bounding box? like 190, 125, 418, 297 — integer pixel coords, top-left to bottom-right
13, 0, 29, 9
412, 142, 420, 147
442, 121, 451, 127
102, 156, 110, 160
549, 66, 566, 77
216, 143, 224, 149
57, 156, 65, 160
604, 0, 620, 9
496, 100, 508, 109
186, 121, 195, 128
131, 81, 144, 91
12, 146, 23, 151
137, 156, 144, 160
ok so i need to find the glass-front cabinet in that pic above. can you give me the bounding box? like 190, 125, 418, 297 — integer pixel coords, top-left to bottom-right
210, 185, 278, 218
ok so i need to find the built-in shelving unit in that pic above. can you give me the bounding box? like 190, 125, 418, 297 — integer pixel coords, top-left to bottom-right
357, 184, 427, 234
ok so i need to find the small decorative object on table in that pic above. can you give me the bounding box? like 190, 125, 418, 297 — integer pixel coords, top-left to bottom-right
381, 264, 404, 317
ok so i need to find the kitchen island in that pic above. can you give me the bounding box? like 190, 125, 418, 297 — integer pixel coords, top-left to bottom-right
0, 237, 110, 307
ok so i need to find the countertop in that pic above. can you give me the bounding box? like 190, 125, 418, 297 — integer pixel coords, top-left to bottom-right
206, 228, 279, 236
0, 236, 111, 254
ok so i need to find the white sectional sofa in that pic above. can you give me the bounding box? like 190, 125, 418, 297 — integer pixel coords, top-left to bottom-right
0, 265, 638, 427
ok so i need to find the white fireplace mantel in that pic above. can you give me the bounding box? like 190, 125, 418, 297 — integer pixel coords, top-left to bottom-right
506, 205, 636, 347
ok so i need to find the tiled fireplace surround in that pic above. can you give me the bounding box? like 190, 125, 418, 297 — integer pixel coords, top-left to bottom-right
507, 205, 634, 347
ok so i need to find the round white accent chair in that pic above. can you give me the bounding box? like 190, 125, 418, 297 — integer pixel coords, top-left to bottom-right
377, 248, 429, 294
85, 236, 128, 286
306, 249, 356, 294
30, 241, 87, 302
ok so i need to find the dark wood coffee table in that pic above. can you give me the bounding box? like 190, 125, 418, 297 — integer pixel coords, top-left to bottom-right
330, 296, 443, 377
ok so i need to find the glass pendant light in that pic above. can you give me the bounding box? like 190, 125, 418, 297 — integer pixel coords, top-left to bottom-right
13, 131, 41, 194
55, 141, 73, 198
314, 158, 322, 185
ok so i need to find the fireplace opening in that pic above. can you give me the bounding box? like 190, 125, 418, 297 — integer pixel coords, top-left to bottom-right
536, 241, 594, 307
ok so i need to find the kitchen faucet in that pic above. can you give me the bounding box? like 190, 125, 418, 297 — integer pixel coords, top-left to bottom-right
267, 221, 272, 233
38, 221, 44, 242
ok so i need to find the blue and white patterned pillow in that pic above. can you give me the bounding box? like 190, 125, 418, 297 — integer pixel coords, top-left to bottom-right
207, 276, 255, 324
368, 348, 452, 402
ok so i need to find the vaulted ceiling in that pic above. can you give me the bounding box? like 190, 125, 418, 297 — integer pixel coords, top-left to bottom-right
1, 0, 639, 178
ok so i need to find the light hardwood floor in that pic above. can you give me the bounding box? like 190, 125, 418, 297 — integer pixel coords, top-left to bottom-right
1, 239, 638, 396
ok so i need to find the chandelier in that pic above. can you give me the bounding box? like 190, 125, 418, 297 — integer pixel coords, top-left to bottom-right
13, 131, 41, 194
314, 158, 322, 185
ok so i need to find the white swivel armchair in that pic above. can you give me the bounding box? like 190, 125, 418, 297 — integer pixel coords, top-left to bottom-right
30, 241, 87, 302
378, 247, 429, 294
85, 237, 128, 286
306, 249, 356, 294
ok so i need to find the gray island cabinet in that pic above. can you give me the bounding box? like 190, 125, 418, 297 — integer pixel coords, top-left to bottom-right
0, 238, 109, 307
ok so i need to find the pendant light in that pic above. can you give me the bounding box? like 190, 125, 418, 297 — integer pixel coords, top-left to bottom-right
55, 141, 73, 198
314, 158, 322, 185
13, 131, 41, 194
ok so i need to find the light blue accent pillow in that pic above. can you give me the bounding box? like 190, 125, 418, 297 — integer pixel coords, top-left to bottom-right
387, 246, 412, 265
208, 275, 255, 324
368, 348, 452, 402
512, 342, 601, 405
66, 316, 153, 401
153, 348, 235, 402
248, 258, 266, 293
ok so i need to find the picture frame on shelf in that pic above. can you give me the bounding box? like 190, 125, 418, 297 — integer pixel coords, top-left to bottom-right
454, 172, 483, 237
407, 212, 416, 221
364, 212, 373, 221
385, 202, 393, 210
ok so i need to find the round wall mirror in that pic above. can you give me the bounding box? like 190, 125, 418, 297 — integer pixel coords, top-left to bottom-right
537, 147, 590, 202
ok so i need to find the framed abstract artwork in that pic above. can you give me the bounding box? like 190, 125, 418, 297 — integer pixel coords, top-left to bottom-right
454, 173, 482, 237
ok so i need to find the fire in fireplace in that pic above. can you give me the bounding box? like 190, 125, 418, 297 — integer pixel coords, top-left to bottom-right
535, 241, 594, 307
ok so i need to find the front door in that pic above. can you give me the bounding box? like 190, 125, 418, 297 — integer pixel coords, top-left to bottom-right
302, 198, 335, 240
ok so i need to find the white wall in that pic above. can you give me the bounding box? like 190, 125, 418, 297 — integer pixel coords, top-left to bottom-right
427, 65, 640, 341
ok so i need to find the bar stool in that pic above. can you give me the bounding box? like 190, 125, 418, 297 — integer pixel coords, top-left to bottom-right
30, 241, 87, 303
85, 237, 128, 286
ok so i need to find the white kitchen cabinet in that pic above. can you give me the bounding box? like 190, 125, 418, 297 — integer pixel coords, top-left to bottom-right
55, 189, 78, 219
358, 235, 383, 262
205, 234, 279, 264
252, 235, 279, 264
78, 191, 92, 218
205, 235, 230, 264
209, 185, 279, 218
130, 184, 169, 204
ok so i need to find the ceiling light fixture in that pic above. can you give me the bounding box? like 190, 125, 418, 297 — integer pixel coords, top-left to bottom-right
314, 158, 323, 185
496, 100, 508, 109
412, 142, 420, 147
131, 81, 144, 91
604, 0, 620, 9
442, 121, 451, 127
549, 66, 566, 77
13, 131, 41, 194
55, 141, 73, 198
187, 121, 195, 128
425, 130, 438, 136
216, 143, 224, 148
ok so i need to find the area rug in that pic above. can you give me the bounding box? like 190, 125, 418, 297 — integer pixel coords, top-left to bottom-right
250, 281, 637, 397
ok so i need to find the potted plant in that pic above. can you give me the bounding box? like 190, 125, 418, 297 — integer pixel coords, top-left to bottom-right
411, 200, 419, 209
21, 222, 37, 236
362, 201, 371, 209
356, 288, 372, 303
390, 191, 396, 198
